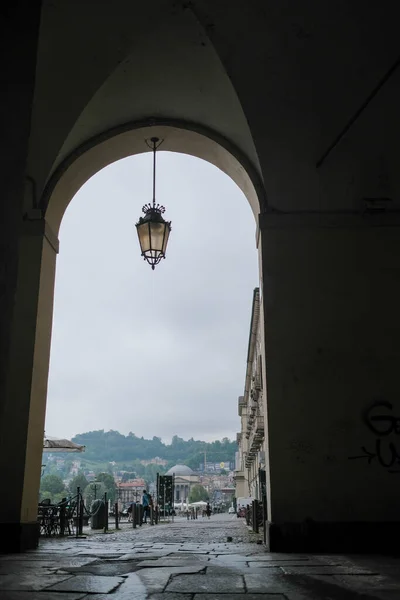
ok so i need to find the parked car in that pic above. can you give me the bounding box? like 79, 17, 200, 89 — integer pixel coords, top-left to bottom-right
228, 506, 235, 514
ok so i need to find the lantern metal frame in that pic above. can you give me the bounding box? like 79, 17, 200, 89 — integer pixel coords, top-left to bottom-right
135, 137, 172, 270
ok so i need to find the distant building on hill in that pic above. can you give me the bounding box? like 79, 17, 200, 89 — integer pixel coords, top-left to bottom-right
140, 457, 168, 466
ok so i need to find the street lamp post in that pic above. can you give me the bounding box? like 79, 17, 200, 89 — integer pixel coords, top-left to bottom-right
135, 137, 172, 270
91, 480, 100, 500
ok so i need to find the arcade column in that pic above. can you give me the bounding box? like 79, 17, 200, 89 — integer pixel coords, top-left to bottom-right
258, 211, 400, 552
0, 0, 46, 553
0, 218, 58, 552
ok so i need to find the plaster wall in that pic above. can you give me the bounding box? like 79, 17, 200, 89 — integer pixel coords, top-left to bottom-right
193, 1, 400, 211
260, 213, 400, 524
27, 1, 400, 220
27, 0, 260, 204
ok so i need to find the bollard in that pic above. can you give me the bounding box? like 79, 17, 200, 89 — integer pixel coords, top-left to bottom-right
78, 493, 84, 536
104, 492, 108, 533
115, 503, 119, 529
253, 500, 259, 534
76, 487, 80, 538
150, 506, 154, 526
132, 502, 137, 529
59, 501, 66, 536
138, 504, 143, 526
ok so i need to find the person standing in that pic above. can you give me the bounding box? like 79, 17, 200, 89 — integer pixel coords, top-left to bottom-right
206, 502, 211, 519
142, 490, 150, 524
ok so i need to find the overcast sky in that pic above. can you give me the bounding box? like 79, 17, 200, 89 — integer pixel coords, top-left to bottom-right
45, 152, 259, 444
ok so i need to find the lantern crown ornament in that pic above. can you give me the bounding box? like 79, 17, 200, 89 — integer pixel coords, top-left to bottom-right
135, 137, 171, 270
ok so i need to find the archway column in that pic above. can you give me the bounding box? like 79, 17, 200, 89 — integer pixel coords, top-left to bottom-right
258, 211, 400, 552
0, 218, 58, 552
0, 0, 47, 553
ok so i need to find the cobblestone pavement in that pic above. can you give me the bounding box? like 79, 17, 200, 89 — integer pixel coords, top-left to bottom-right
1, 514, 400, 599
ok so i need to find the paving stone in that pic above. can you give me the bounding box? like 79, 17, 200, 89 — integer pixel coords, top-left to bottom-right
244, 572, 294, 593
244, 567, 284, 575
149, 594, 193, 600
88, 573, 147, 599
208, 553, 249, 562
0, 593, 86, 600
247, 561, 316, 568
245, 554, 311, 561
46, 574, 124, 593
0, 557, 97, 575
137, 555, 209, 568
60, 560, 136, 576
136, 566, 206, 592
332, 574, 400, 591
0, 573, 72, 591
280, 565, 376, 575
0, 561, 57, 575
118, 552, 174, 560
166, 573, 245, 593
193, 595, 286, 600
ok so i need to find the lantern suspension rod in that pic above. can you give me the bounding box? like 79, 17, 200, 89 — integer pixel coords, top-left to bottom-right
145, 136, 164, 209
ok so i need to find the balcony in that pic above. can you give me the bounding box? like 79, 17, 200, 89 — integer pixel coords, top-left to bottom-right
255, 415, 264, 436
245, 449, 257, 468
233, 470, 245, 482
249, 416, 265, 454
238, 396, 245, 416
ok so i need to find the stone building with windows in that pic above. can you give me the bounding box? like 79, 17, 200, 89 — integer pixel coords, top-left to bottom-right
235, 288, 266, 502
117, 478, 146, 507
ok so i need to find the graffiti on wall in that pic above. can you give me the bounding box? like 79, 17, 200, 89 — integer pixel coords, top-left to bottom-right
348, 401, 400, 473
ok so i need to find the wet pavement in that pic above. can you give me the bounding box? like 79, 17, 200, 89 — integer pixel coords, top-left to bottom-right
1, 514, 400, 598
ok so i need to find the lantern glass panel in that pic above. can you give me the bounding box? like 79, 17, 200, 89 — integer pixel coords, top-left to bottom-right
162, 224, 171, 254
137, 221, 151, 254
149, 221, 167, 253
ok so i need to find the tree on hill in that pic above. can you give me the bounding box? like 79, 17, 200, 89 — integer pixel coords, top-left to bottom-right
96, 472, 116, 502
121, 471, 136, 482
69, 472, 89, 496
189, 484, 209, 503
71, 430, 237, 466
40, 474, 66, 496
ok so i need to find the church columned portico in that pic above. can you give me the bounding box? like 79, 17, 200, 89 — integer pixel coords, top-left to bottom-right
165, 465, 198, 505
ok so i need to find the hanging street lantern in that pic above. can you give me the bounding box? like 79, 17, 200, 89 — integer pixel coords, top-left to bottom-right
135, 137, 172, 270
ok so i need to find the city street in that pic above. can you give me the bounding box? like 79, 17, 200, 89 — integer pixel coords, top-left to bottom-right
1, 513, 400, 599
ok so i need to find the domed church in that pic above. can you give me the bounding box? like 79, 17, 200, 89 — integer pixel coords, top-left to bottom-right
165, 464, 199, 503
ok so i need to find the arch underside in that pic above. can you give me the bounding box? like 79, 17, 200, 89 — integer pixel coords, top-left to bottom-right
43, 121, 265, 237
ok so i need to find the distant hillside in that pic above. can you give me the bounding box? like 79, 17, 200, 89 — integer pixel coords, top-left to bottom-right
72, 430, 237, 470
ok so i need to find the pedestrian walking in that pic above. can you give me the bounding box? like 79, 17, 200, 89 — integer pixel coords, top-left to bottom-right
142, 490, 150, 524
206, 502, 211, 519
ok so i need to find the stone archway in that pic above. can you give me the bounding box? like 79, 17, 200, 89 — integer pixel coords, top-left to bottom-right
7, 120, 266, 552
42, 119, 267, 236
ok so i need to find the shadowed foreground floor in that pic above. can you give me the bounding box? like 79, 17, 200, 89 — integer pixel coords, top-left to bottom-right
1, 514, 400, 599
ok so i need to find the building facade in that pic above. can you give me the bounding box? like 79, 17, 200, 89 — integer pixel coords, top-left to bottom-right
165, 465, 199, 504
235, 288, 265, 505
117, 479, 146, 508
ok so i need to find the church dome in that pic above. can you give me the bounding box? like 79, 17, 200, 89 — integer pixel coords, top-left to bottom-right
165, 464, 194, 476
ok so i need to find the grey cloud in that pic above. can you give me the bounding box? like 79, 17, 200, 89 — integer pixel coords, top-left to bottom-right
45, 152, 258, 443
